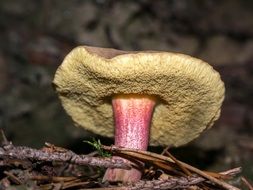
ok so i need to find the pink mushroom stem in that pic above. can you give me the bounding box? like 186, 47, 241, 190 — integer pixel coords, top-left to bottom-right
103, 94, 156, 182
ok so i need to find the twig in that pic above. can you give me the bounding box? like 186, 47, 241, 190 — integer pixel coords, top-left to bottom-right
164, 150, 192, 176
176, 159, 239, 190
220, 168, 242, 177
0, 143, 131, 170
84, 176, 207, 190
30, 175, 77, 182
242, 177, 253, 190
3, 171, 22, 185
0, 129, 9, 146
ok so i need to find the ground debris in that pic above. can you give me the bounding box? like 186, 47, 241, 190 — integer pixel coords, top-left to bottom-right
0, 131, 247, 190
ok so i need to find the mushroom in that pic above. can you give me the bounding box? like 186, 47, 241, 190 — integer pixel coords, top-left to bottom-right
53, 46, 225, 182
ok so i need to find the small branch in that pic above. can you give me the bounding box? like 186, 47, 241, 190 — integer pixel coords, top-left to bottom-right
31, 174, 205, 190
0, 143, 131, 169
242, 177, 253, 190
164, 150, 192, 176
220, 167, 242, 177
4, 171, 22, 185
86, 176, 207, 190
176, 159, 240, 190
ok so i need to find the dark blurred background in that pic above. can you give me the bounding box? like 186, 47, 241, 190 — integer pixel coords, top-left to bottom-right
0, 0, 252, 181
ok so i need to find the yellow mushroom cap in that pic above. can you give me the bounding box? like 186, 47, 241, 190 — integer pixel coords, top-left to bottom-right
53, 46, 225, 147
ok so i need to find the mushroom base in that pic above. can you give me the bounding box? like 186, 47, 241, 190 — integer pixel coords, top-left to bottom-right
103, 157, 143, 183
103, 94, 156, 182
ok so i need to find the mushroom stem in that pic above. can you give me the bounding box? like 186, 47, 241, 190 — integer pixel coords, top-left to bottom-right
103, 94, 156, 182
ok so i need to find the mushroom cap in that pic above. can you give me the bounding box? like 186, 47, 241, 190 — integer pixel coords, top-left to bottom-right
53, 46, 225, 147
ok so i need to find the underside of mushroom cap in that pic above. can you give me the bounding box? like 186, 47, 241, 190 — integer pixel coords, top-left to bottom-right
53, 46, 225, 147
